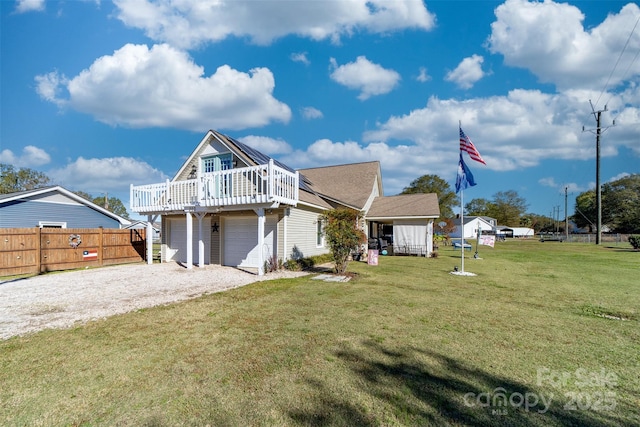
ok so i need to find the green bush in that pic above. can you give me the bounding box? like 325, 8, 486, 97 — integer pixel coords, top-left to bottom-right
283, 253, 333, 271
629, 235, 640, 250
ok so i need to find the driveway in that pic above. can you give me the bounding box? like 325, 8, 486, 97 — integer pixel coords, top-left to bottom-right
0, 262, 308, 340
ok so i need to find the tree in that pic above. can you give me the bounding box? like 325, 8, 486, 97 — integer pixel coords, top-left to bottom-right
0, 163, 51, 193
465, 190, 528, 226
401, 174, 457, 218
74, 191, 130, 219
465, 198, 494, 217
492, 190, 528, 226
321, 208, 366, 275
573, 174, 640, 233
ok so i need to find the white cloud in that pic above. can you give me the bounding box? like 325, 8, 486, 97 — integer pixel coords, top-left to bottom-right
488, 0, 640, 91
301, 107, 323, 120
0, 146, 51, 167
290, 52, 310, 66
113, 0, 435, 49
48, 157, 168, 194
34, 43, 291, 131
538, 177, 557, 188
15, 0, 45, 13
445, 55, 486, 89
416, 66, 431, 83
329, 56, 401, 100
237, 136, 292, 155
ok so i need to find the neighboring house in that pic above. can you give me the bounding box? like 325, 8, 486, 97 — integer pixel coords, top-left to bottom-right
130, 130, 440, 274
0, 186, 131, 229
451, 216, 496, 239
125, 220, 161, 241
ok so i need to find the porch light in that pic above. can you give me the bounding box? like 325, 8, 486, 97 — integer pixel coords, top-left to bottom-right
188, 165, 197, 179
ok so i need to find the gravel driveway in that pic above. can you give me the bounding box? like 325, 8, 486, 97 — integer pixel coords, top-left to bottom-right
0, 262, 308, 340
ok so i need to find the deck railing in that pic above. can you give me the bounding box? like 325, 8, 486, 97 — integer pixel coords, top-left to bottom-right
130, 160, 299, 213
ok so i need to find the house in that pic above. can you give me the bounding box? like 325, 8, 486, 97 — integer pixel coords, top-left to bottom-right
130, 130, 440, 274
0, 186, 131, 229
451, 216, 496, 239
125, 220, 161, 242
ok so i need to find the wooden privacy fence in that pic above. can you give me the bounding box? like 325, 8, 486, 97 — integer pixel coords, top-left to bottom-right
0, 228, 146, 277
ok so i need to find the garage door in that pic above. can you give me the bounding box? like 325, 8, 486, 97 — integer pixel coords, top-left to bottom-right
224, 216, 276, 268
167, 216, 211, 264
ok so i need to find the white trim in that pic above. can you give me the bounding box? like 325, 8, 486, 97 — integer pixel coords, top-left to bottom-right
38, 221, 67, 228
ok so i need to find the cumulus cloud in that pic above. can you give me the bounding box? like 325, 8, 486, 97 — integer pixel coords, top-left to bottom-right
48, 157, 168, 194
15, 0, 45, 13
34, 43, 291, 131
290, 52, 310, 66
329, 56, 401, 100
113, 0, 435, 48
301, 107, 323, 120
416, 66, 431, 83
237, 135, 292, 155
0, 146, 51, 167
445, 55, 486, 89
488, 0, 640, 91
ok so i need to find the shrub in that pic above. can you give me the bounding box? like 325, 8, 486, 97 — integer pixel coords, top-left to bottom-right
321, 208, 366, 274
629, 235, 640, 250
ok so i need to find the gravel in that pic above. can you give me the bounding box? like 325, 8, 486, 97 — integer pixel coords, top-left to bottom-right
0, 262, 309, 340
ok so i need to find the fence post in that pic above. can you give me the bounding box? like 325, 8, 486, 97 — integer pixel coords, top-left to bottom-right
36, 227, 42, 274
99, 227, 104, 266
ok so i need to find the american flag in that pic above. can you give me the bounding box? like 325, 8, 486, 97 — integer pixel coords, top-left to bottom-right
459, 127, 486, 165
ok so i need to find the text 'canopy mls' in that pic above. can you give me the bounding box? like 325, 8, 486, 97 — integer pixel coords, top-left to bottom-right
460, 127, 486, 165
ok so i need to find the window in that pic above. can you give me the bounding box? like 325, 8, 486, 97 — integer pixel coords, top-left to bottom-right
316, 218, 324, 247
39, 221, 67, 228
202, 154, 233, 197
202, 154, 232, 173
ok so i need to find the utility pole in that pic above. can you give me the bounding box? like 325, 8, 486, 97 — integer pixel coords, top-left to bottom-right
586, 101, 608, 245
565, 186, 569, 241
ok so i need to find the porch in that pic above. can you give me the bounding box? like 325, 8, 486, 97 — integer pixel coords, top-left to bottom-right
130, 160, 299, 214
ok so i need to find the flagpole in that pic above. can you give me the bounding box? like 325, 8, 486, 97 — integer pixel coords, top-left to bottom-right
460, 187, 465, 272
459, 120, 464, 273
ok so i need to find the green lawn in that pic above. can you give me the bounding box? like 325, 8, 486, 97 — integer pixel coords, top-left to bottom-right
1, 241, 638, 426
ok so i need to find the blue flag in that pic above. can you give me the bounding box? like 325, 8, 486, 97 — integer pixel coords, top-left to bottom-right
456, 152, 476, 194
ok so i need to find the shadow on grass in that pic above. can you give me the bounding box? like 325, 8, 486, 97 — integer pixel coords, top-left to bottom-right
290, 341, 633, 426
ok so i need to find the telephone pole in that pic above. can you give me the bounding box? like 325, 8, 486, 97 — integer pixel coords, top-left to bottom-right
586, 101, 607, 245
565, 186, 569, 241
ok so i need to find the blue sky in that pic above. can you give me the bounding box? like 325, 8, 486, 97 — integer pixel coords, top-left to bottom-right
1, 0, 639, 221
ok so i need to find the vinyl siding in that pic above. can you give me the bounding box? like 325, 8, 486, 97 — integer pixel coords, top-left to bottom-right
0, 200, 122, 228
286, 206, 330, 259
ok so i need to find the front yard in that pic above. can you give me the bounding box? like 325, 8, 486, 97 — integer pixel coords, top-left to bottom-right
1, 240, 638, 426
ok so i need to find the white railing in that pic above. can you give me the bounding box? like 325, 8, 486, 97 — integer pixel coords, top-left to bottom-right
130, 160, 299, 213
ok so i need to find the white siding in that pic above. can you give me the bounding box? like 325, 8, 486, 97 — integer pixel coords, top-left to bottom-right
286, 207, 330, 259
166, 215, 211, 264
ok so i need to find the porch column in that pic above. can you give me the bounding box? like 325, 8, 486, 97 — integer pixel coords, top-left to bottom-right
256, 208, 265, 276
195, 212, 206, 267
146, 215, 156, 265
186, 211, 193, 269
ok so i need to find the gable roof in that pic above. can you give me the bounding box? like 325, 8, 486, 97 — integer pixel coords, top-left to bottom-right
175, 130, 314, 192
367, 194, 440, 219
0, 186, 131, 225
299, 161, 383, 210
452, 216, 495, 227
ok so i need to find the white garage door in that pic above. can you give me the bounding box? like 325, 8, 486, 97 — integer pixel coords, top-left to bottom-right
167, 216, 210, 264
224, 216, 276, 268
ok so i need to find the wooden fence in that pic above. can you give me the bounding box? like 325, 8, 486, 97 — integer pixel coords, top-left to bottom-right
0, 227, 146, 277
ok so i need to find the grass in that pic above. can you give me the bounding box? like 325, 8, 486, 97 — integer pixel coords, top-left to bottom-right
1, 240, 638, 426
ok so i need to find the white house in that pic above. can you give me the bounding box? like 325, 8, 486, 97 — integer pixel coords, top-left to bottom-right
451, 216, 496, 239
130, 130, 440, 274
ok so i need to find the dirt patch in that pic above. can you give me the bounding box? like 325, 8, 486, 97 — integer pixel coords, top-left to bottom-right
0, 262, 308, 340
